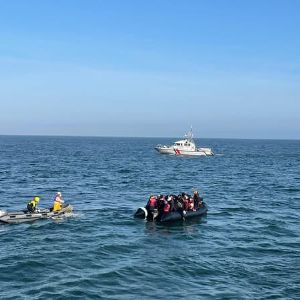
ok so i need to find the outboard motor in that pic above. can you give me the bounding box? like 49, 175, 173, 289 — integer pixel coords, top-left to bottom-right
0, 210, 7, 218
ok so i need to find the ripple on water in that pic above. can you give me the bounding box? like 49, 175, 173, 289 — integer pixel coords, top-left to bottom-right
0, 137, 300, 299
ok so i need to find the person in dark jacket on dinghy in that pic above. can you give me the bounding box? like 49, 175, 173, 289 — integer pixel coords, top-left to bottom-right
27, 196, 40, 213
157, 195, 165, 213
193, 190, 203, 209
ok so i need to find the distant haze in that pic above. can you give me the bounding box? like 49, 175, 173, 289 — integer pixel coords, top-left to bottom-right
0, 1, 299, 139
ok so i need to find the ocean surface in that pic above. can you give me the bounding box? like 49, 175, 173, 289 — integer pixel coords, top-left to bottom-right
0, 136, 299, 300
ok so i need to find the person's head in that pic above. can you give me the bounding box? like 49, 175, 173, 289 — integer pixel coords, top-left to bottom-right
193, 190, 198, 195
34, 196, 40, 203
57, 192, 62, 197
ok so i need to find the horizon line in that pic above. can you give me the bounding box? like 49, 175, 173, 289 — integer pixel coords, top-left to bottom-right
0, 133, 299, 141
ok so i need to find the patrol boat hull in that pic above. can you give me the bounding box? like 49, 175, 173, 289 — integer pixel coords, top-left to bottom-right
155, 146, 212, 156
0, 204, 73, 224
134, 202, 208, 223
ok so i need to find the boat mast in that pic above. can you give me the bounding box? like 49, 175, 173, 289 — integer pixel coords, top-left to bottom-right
185, 125, 193, 141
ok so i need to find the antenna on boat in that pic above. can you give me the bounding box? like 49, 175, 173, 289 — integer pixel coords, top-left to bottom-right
184, 125, 193, 140
189, 125, 193, 139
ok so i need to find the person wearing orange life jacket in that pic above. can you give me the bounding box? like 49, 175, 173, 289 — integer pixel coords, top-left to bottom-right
146, 195, 157, 211
53, 192, 64, 212
188, 198, 195, 211
163, 199, 171, 213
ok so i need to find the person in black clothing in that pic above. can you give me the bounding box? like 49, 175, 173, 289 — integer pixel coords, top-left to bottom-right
193, 190, 204, 209
157, 195, 165, 213
27, 196, 40, 213
193, 191, 199, 209
168, 195, 175, 212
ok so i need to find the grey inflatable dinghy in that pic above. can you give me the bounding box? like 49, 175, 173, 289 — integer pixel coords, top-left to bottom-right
0, 204, 73, 224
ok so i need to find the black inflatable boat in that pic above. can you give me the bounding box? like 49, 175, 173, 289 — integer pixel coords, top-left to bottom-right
134, 202, 208, 222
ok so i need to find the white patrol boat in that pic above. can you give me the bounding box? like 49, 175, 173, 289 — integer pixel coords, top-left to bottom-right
155, 128, 214, 156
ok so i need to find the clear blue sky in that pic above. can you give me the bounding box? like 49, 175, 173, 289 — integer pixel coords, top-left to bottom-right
0, 0, 299, 138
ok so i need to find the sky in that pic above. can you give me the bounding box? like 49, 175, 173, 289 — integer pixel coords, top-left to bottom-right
0, 0, 299, 139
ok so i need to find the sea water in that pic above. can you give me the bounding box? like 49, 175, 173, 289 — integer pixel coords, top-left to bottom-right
0, 136, 299, 299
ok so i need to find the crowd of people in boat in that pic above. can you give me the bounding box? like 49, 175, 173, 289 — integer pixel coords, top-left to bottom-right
146, 191, 204, 214
27, 192, 64, 213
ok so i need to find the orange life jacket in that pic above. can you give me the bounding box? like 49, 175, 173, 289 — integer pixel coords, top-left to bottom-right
149, 197, 157, 207
189, 200, 194, 210
163, 203, 170, 213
